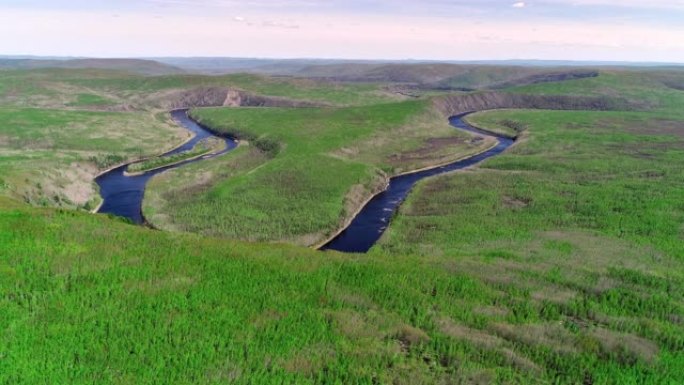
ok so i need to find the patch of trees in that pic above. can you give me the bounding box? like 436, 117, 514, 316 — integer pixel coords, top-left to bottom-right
498, 119, 527, 133
89, 153, 126, 169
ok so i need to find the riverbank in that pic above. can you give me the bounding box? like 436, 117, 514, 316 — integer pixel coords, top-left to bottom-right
124, 137, 228, 176
320, 113, 515, 252
94, 109, 238, 223
89, 110, 196, 213
139, 101, 492, 246
313, 131, 501, 250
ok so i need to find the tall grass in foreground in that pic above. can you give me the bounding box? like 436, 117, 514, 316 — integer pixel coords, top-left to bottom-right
374, 108, 684, 383
2, 195, 683, 384
3, 67, 684, 384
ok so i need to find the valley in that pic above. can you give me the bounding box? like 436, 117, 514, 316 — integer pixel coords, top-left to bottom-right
1, 60, 683, 384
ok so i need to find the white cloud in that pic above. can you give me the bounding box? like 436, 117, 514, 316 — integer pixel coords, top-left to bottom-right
234, 16, 245, 22
512, 2, 526, 8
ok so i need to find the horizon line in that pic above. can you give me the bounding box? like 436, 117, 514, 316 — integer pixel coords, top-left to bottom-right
2, 54, 683, 66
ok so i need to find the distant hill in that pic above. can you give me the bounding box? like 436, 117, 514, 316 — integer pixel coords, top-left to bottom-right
293, 63, 600, 90
0, 58, 184, 76
150, 58, 601, 90
153, 57, 682, 74
2, 56, 679, 90
151, 57, 377, 75
149, 58, 605, 90
3, 55, 679, 79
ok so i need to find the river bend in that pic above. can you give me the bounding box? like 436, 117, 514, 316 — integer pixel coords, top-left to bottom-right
96, 110, 512, 253
95, 109, 237, 223
321, 113, 515, 253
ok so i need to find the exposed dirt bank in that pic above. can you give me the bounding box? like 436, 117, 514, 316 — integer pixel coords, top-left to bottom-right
488, 71, 599, 90
145, 87, 323, 110
433, 92, 626, 117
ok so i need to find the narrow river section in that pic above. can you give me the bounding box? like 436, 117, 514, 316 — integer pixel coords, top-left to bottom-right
320, 113, 515, 253
95, 109, 237, 224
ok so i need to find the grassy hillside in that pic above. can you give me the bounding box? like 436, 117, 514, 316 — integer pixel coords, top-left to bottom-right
3, 164, 683, 384
0, 68, 400, 110
297, 63, 598, 90
141, 69, 676, 247
0, 58, 184, 76
0, 107, 185, 209
379, 106, 684, 263
372, 107, 684, 382
507, 69, 684, 111
2, 66, 684, 383
143, 101, 493, 246
0, 67, 405, 209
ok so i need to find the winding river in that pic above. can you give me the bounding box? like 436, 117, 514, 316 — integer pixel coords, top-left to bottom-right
95, 109, 237, 223
320, 113, 515, 253
96, 109, 512, 253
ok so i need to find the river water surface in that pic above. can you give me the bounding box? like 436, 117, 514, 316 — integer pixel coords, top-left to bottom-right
320, 113, 514, 253
96, 110, 512, 253
95, 109, 237, 223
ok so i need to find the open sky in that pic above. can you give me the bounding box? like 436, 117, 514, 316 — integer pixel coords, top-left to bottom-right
1, 0, 683, 62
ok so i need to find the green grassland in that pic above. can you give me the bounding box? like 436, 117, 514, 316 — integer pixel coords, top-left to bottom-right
2, 125, 683, 383
371, 106, 684, 382
66, 93, 115, 107
294, 62, 598, 91
141, 69, 681, 247
2, 64, 684, 383
142, 101, 493, 246
0, 67, 407, 210
0, 107, 186, 209
508, 69, 684, 111
0, 69, 401, 110
74, 72, 399, 107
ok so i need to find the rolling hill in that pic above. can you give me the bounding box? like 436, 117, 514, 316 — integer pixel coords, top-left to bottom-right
0, 58, 184, 76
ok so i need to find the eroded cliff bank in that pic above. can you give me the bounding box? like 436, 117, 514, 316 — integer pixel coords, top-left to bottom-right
433, 91, 629, 117
145, 87, 323, 110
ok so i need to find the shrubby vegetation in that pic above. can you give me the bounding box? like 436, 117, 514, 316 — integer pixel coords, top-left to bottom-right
0, 107, 184, 209
89, 153, 126, 169
3, 159, 684, 384
375, 107, 684, 383
127, 137, 225, 174
0, 67, 405, 210
498, 119, 527, 135
1, 65, 684, 383
144, 102, 490, 246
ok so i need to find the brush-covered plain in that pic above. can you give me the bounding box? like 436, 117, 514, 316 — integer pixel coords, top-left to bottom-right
373, 106, 684, 383
0, 67, 407, 210
0, 107, 186, 209
143, 101, 493, 246
0, 69, 401, 110
2, 64, 684, 384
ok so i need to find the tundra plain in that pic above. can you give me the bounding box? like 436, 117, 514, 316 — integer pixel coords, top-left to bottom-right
1, 60, 683, 384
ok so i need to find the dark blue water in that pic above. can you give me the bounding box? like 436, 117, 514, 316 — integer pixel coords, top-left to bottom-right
321, 113, 515, 253
95, 109, 237, 224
